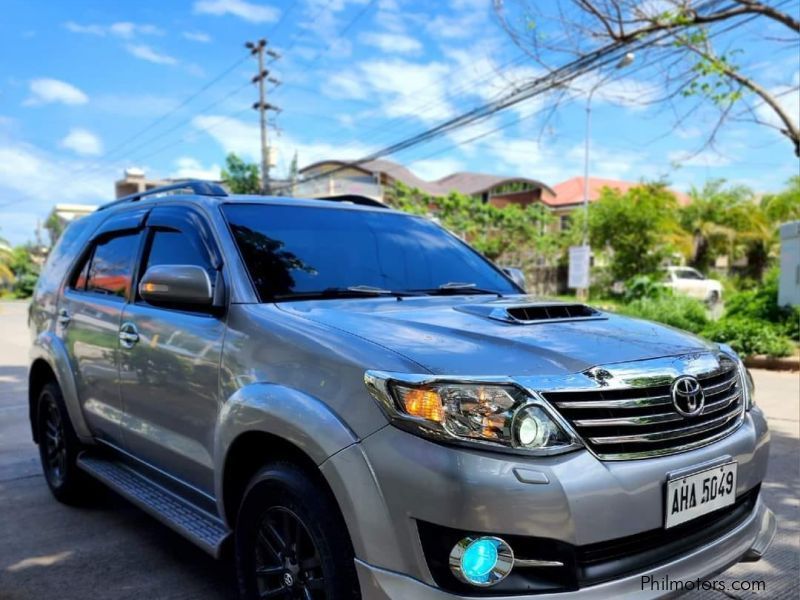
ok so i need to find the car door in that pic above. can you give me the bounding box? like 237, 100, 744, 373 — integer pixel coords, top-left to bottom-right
58, 214, 146, 445
117, 206, 226, 495
677, 268, 705, 300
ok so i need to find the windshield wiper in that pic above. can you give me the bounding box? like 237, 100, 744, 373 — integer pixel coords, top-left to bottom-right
273, 286, 420, 301
418, 282, 504, 297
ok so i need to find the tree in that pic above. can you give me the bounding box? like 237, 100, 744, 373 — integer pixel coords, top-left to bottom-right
0, 236, 13, 285
221, 153, 261, 194
588, 182, 683, 280
495, 0, 800, 155
761, 176, 800, 223
679, 180, 751, 271
8, 245, 40, 298
44, 212, 66, 247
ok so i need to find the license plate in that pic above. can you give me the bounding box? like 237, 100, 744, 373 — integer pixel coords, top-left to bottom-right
665, 462, 737, 528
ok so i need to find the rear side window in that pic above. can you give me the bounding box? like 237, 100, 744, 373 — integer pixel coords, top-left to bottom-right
73, 232, 141, 299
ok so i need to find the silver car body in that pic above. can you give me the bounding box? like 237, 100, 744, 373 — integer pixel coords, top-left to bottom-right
28, 193, 775, 598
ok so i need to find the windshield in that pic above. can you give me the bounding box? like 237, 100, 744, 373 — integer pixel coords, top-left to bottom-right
222, 203, 519, 301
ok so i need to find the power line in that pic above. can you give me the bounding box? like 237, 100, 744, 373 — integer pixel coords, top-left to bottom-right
275, 0, 754, 193
69, 53, 251, 180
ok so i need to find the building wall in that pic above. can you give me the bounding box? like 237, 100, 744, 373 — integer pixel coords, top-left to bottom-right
487, 189, 543, 208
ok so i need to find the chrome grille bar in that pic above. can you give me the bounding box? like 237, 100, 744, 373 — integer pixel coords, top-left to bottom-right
588, 408, 742, 445
573, 412, 684, 427
595, 421, 743, 460
701, 390, 741, 415
554, 395, 672, 410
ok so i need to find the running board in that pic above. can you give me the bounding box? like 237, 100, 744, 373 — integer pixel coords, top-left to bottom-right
77, 453, 230, 557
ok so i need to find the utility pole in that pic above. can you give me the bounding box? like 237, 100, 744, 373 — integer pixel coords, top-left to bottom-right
245, 39, 281, 194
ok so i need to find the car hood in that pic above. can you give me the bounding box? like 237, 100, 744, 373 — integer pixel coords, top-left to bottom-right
276, 295, 716, 376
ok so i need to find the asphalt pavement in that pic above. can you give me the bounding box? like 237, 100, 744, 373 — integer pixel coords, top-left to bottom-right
0, 300, 797, 599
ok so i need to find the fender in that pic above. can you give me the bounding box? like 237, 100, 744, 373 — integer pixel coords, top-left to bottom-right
30, 331, 94, 443
214, 382, 360, 519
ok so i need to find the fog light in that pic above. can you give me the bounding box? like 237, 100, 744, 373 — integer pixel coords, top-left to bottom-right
449, 536, 514, 587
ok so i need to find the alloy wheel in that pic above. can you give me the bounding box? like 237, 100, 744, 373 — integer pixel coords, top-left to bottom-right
253, 506, 326, 599
42, 394, 67, 487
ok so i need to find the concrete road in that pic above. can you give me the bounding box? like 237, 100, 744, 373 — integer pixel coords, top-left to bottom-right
0, 301, 797, 599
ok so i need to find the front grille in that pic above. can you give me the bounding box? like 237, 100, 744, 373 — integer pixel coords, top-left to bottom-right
543, 357, 744, 460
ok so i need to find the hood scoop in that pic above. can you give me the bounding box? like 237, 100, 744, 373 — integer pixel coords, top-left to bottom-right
455, 301, 605, 325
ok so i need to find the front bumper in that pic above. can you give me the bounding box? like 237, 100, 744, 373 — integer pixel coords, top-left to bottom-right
355, 498, 776, 599
320, 408, 771, 598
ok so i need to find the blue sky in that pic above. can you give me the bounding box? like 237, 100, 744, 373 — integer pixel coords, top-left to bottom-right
0, 0, 798, 245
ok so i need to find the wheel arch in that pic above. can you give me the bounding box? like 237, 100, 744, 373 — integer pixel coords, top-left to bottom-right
29, 334, 93, 443
214, 382, 361, 527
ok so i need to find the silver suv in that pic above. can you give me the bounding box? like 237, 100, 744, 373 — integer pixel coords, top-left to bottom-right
28, 182, 775, 599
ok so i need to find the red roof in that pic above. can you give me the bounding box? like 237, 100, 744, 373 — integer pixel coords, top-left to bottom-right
549, 177, 691, 207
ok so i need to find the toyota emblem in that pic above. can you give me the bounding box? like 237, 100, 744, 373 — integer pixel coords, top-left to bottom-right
671, 375, 705, 417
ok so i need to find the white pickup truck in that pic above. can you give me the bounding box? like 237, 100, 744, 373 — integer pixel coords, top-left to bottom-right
665, 266, 723, 304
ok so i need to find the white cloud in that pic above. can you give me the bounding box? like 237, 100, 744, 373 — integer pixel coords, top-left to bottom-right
64, 21, 163, 38
408, 156, 465, 180
0, 138, 114, 244
171, 157, 221, 180
424, 0, 488, 40
183, 31, 212, 43
24, 78, 88, 106
360, 32, 422, 54
193, 0, 280, 23
60, 128, 103, 156
755, 84, 799, 134
126, 44, 178, 66
325, 59, 455, 123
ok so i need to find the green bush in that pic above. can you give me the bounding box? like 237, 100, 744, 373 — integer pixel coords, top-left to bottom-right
618, 294, 709, 334
701, 318, 794, 358
724, 268, 800, 341
623, 274, 669, 302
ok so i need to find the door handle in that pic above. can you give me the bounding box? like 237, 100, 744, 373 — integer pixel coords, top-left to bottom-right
57, 309, 71, 328
119, 322, 140, 349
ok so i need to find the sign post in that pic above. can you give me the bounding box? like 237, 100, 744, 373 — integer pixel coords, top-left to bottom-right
568, 245, 591, 298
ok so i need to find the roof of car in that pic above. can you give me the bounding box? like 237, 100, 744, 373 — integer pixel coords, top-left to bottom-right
98, 180, 403, 215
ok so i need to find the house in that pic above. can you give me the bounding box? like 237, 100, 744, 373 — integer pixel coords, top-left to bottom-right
294, 159, 556, 207
549, 176, 692, 232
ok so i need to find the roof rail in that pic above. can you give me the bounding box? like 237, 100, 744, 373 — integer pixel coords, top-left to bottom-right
98, 180, 228, 211
314, 194, 388, 208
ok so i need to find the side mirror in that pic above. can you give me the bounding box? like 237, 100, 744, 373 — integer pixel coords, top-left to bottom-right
502, 267, 527, 292
139, 265, 213, 307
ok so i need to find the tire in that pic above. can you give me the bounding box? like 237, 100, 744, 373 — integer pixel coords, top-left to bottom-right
235, 462, 361, 600
707, 290, 720, 306
36, 381, 89, 504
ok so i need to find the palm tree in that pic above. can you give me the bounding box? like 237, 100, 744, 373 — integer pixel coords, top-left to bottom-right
0, 236, 14, 285
680, 181, 745, 271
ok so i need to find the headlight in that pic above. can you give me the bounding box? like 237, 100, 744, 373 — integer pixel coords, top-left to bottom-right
364, 372, 579, 455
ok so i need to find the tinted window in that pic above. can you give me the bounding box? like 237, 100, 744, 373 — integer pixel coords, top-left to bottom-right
85, 233, 141, 298
223, 204, 518, 301
677, 269, 703, 280
145, 229, 213, 276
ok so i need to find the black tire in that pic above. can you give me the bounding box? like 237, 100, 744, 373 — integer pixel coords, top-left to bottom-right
36, 381, 89, 504
235, 462, 360, 600
708, 290, 720, 305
